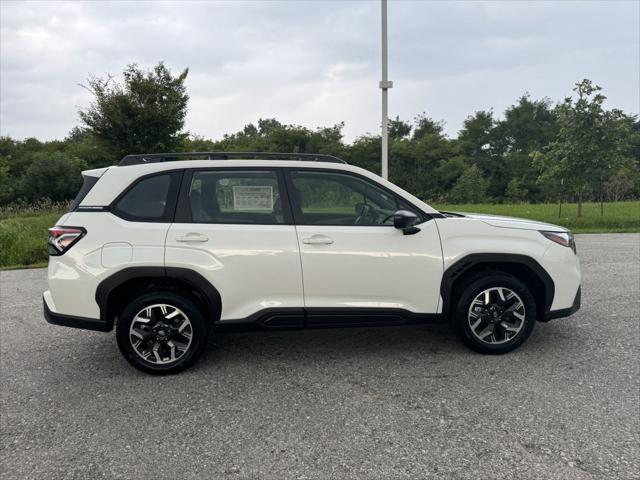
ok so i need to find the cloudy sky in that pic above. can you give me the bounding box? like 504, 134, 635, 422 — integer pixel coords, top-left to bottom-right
1, 0, 638, 142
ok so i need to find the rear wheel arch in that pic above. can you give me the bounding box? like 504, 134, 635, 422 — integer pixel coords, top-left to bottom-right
440, 254, 554, 322
96, 267, 222, 330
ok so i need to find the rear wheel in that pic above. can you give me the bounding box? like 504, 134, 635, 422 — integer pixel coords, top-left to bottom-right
453, 272, 536, 354
116, 292, 209, 374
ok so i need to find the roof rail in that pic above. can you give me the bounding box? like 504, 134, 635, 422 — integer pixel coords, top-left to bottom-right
118, 151, 347, 166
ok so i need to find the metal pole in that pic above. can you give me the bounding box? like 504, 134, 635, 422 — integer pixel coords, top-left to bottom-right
380, 0, 392, 180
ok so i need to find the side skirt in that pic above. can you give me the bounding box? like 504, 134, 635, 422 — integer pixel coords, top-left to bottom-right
215, 307, 443, 332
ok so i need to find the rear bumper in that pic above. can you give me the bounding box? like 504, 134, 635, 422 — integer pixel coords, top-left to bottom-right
43, 296, 110, 332
543, 286, 581, 322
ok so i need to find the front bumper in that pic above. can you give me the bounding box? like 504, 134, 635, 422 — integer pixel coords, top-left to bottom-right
542, 286, 581, 322
43, 296, 110, 332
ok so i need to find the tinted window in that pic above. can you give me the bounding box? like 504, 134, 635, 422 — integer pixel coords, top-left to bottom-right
70, 174, 99, 210
290, 170, 419, 226
115, 174, 172, 220
189, 170, 284, 224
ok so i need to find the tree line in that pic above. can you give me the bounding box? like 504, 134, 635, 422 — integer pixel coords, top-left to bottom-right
1, 62, 638, 215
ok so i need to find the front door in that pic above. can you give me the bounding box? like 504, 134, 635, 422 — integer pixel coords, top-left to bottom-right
286, 169, 443, 324
165, 168, 304, 324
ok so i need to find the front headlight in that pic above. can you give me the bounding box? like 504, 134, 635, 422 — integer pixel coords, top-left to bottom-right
540, 231, 576, 253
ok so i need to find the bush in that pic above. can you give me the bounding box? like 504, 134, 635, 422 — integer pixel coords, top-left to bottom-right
449, 165, 489, 203
18, 153, 87, 203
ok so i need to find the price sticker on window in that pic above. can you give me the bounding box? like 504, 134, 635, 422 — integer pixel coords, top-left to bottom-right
232, 186, 274, 211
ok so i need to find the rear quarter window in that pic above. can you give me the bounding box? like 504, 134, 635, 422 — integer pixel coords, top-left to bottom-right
112, 172, 181, 222
70, 175, 100, 210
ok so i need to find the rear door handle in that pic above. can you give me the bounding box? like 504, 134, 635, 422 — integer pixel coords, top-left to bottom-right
176, 233, 209, 243
302, 235, 334, 245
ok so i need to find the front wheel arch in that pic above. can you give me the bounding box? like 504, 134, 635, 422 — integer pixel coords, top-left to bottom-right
440, 254, 553, 322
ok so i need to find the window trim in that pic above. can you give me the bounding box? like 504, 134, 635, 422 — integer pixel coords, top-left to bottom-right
174, 167, 294, 225
283, 168, 430, 227
110, 170, 183, 223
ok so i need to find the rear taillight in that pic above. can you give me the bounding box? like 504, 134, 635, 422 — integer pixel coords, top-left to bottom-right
48, 226, 86, 256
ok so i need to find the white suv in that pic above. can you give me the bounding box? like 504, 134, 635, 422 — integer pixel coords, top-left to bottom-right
44, 152, 581, 374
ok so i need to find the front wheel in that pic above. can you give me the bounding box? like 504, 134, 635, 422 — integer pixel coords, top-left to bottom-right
453, 272, 537, 354
116, 292, 209, 374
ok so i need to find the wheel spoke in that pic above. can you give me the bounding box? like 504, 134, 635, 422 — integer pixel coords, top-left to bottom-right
167, 341, 177, 361
477, 325, 494, 339
172, 340, 189, 352
131, 328, 149, 340
499, 321, 520, 333
177, 319, 189, 333
470, 317, 482, 331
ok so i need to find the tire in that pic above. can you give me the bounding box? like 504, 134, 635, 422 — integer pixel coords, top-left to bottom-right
452, 271, 536, 354
116, 291, 209, 374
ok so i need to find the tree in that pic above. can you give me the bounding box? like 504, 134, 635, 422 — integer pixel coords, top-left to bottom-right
456, 111, 505, 198
0, 156, 13, 204
534, 79, 633, 216
505, 178, 529, 203
604, 170, 634, 202
79, 62, 189, 160
18, 153, 87, 202
493, 95, 558, 202
449, 164, 489, 204
388, 116, 412, 140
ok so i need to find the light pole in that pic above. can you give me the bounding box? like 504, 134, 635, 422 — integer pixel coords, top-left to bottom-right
379, 0, 393, 180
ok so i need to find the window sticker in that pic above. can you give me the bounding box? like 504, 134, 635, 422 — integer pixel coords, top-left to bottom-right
232, 186, 274, 211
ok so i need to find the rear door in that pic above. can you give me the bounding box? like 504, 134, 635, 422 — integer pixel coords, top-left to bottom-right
285, 168, 443, 322
165, 168, 304, 324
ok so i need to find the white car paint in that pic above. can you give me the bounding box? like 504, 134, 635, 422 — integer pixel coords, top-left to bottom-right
295, 221, 443, 312
165, 223, 303, 320
44, 158, 581, 325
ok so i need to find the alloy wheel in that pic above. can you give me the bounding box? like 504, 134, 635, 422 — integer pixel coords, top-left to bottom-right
129, 304, 193, 365
467, 287, 526, 344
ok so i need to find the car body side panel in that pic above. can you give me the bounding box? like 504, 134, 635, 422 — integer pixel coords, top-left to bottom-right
164, 223, 304, 320
295, 220, 443, 313
45, 212, 170, 319
435, 217, 581, 311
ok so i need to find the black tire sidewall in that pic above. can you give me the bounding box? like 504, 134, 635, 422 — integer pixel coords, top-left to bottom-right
116, 292, 209, 374
454, 273, 536, 354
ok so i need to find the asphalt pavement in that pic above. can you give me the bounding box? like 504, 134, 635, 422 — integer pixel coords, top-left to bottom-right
1, 234, 639, 480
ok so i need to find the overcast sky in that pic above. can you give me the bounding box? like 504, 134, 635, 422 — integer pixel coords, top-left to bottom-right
1, 0, 638, 142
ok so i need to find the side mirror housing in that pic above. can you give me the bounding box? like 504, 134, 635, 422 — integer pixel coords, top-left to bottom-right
393, 210, 421, 235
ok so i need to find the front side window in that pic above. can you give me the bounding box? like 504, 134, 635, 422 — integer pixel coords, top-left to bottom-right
189, 170, 284, 224
114, 174, 173, 221
289, 170, 420, 226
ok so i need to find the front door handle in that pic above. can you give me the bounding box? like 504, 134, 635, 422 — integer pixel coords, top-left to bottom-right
176, 233, 209, 243
302, 235, 334, 245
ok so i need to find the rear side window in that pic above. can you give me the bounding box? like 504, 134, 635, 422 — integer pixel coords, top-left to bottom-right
70, 175, 99, 210
188, 170, 285, 224
112, 173, 180, 222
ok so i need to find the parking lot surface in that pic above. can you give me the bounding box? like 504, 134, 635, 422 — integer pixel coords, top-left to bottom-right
1, 234, 639, 479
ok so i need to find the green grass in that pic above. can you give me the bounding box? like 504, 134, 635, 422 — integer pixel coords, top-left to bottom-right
0, 212, 63, 269
0, 201, 638, 269
432, 201, 640, 234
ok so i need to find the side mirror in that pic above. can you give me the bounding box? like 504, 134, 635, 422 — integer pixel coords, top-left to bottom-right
393, 210, 421, 235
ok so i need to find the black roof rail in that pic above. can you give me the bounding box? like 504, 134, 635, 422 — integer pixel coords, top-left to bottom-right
118, 151, 347, 166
